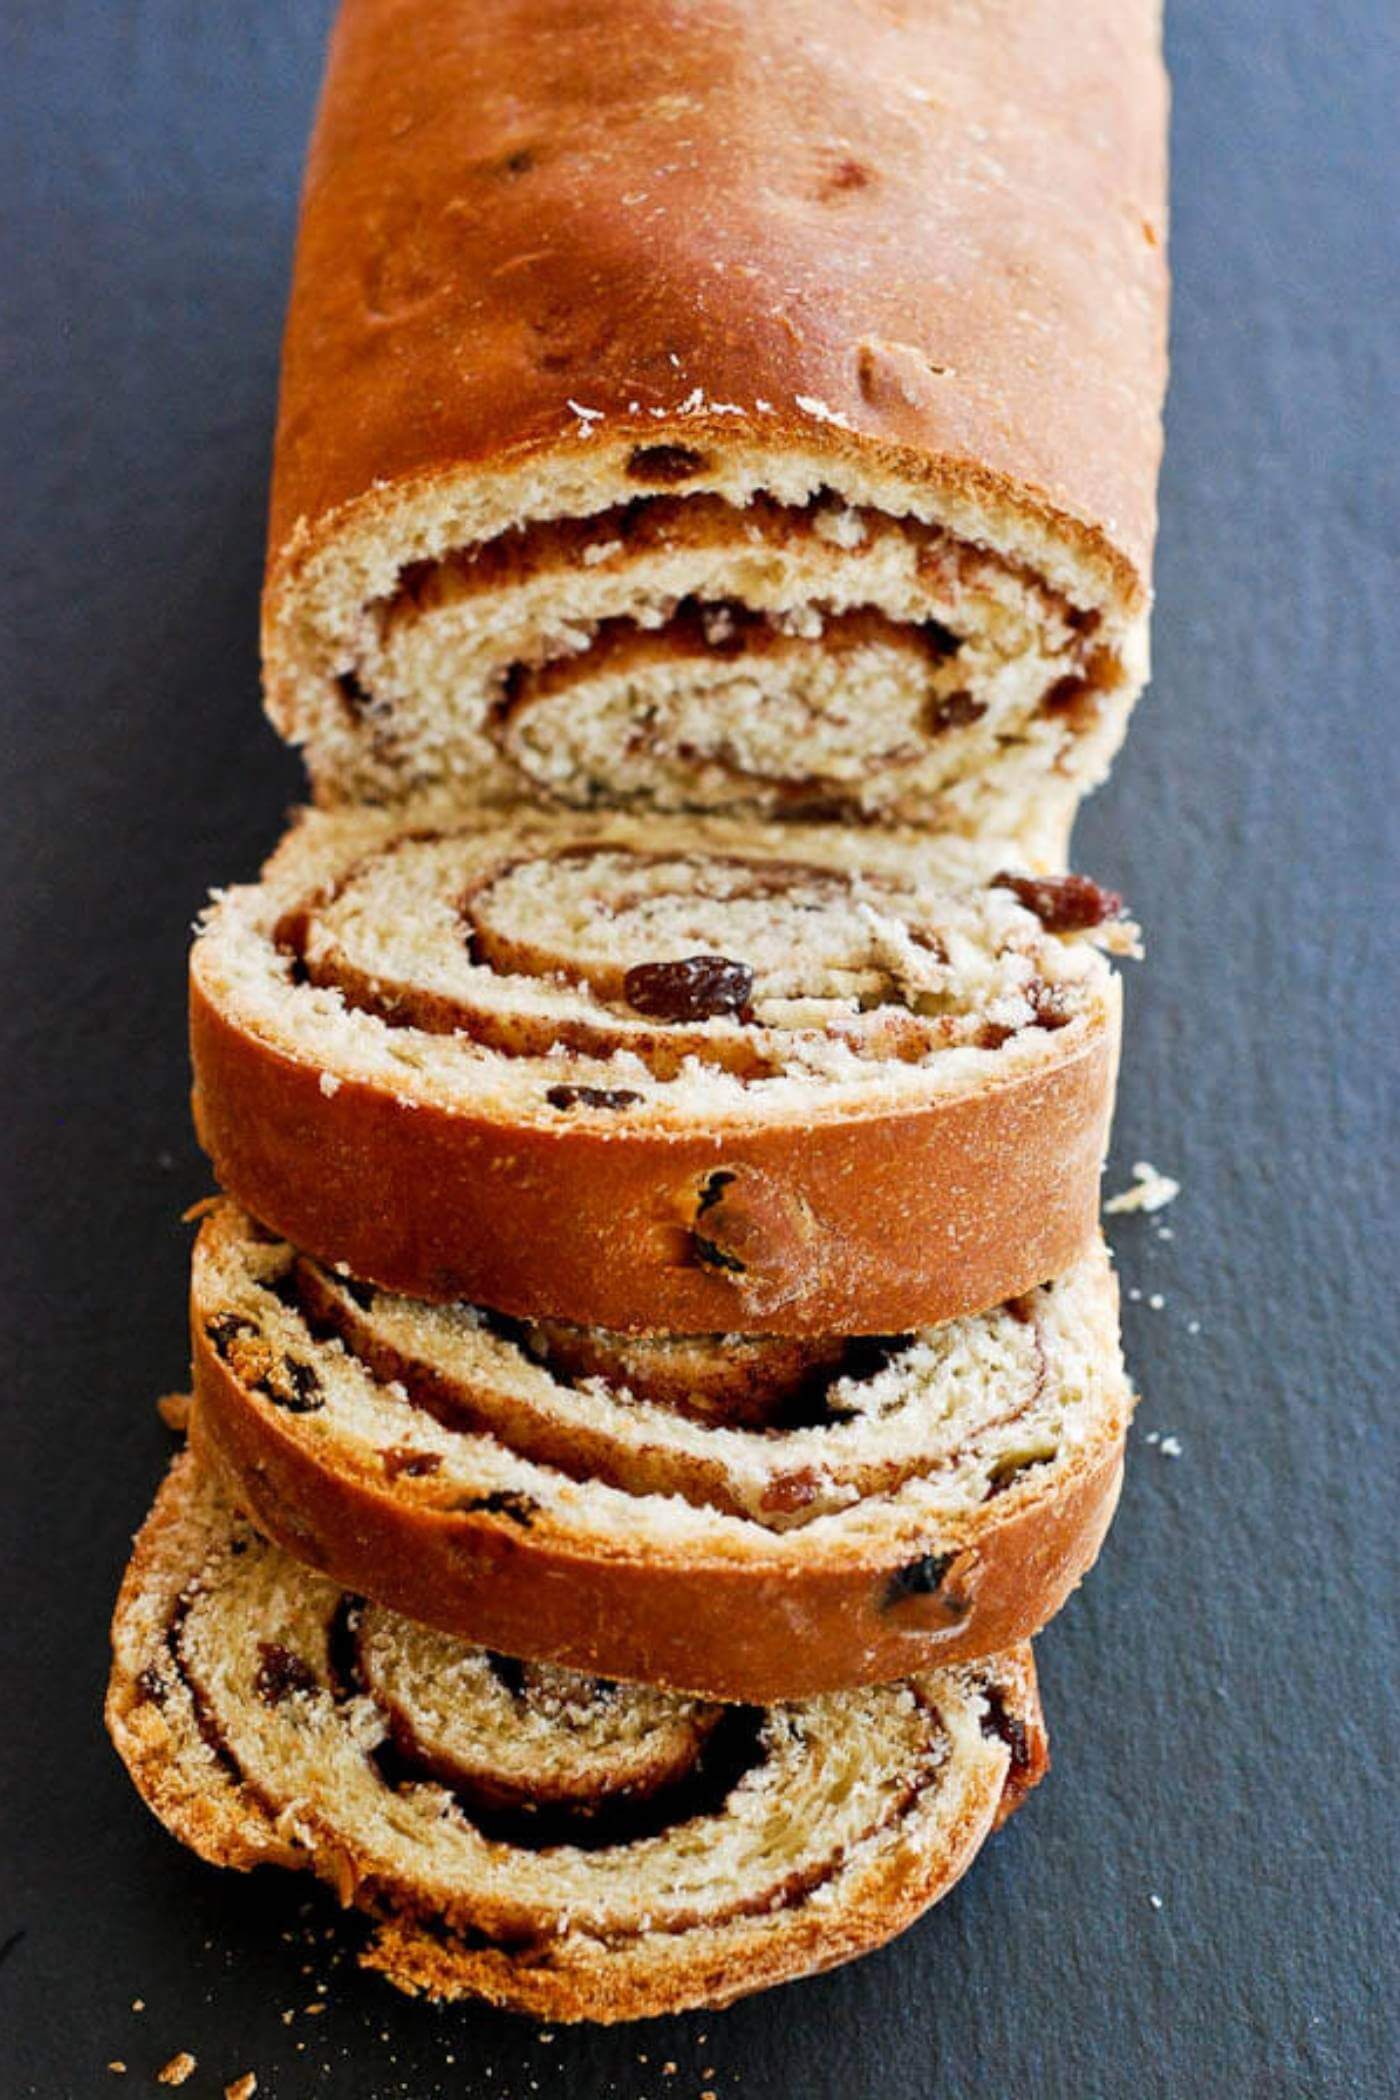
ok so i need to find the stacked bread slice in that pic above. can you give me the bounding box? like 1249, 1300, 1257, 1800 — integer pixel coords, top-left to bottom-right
108, 0, 1168, 2023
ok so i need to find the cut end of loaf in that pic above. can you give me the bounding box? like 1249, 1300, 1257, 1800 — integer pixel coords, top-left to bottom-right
264, 436, 1149, 849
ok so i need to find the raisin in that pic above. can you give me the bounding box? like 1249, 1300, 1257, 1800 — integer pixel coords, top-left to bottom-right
691, 1169, 747, 1274
884, 1552, 956, 1605
927, 689, 985, 733
626, 443, 708, 484
266, 1358, 324, 1414
136, 1665, 168, 1705
985, 1451, 1056, 1500
758, 1469, 820, 1516
545, 1084, 642, 1112
205, 1312, 255, 1356
883, 1555, 972, 1620
623, 956, 754, 1023
923, 618, 962, 657
980, 1684, 1032, 1777
991, 872, 1122, 933
462, 1490, 538, 1528
381, 1446, 444, 1480
1028, 979, 1074, 1030
254, 1643, 319, 1706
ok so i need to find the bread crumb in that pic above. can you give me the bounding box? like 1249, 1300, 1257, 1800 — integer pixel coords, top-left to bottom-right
1159, 1435, 1182, 1458
1149, 1893, 1164, 1910
318, 1070, 341, 1098
226, 2078, 258, 2100
156, 1393, 191, 1433
1148, 1292, 1166, 1311
157, 2055, 196, 2088
107, 2065, 126, 2076
1187, 1319, 1201, 1335
131, 2001, 145, 2013
1105, 1162, 1180, 1215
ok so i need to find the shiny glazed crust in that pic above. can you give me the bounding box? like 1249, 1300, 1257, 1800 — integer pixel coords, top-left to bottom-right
107, 1454, 1047, 2021
261, 0, 1167, 835
185, 1204, 1130, 1702
189, 805, 1127, 1335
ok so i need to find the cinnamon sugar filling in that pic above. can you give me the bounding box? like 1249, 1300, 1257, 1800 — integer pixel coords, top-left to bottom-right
135, 1507, 987, 1945
274, 835, 1101, 1085
204, 1229, 1065, 1530
329, 490, 1123, 818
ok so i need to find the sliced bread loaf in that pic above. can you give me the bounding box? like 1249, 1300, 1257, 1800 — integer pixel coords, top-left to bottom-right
263, 0, 1165, 854
188, 1202, 1129, 1700
191, 804, 1132, 1333
108, 1452, 1045, 2021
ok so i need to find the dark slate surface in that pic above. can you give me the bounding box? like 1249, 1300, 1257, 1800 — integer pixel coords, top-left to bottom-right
2, 2, 1396, 2094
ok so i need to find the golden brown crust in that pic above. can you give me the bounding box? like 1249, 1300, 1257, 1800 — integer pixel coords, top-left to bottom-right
265, 0, 1167, 646
190, 969, 1118, 1335
189, 1326, 1123, 1702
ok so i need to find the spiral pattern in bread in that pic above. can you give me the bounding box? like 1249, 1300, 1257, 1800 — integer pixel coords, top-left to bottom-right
191, 804, 1131, 1332
189, 1202, 1129, 1700
262, 1, 1167, 854
107, 1453, 1046, 2020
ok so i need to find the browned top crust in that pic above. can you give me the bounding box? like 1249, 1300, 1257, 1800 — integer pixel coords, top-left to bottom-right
268, 0, 1167, 599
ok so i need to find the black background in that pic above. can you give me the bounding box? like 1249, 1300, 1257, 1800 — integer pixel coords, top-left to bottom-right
3, 4, 1397, 2095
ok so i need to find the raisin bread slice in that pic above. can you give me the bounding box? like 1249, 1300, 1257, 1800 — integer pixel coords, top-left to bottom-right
107, 1452, 1046, 2022
191, 802, 1132, 1334
263, 0, 1165, 856
188, 1202, 1129, 1701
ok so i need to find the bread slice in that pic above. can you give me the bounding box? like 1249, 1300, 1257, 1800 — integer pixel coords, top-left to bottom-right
190, 803, 1132, 1334
107, 1452, 1047, 2021
187, 1202, 1129, 1701
263, 0, 1166, 855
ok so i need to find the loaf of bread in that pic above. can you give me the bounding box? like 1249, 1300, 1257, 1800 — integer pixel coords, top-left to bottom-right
262, 0, 1167, 857
107, 1452, 1046, 2020
191, 803, 1132, 1333
187, 1201, 1128, 1700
